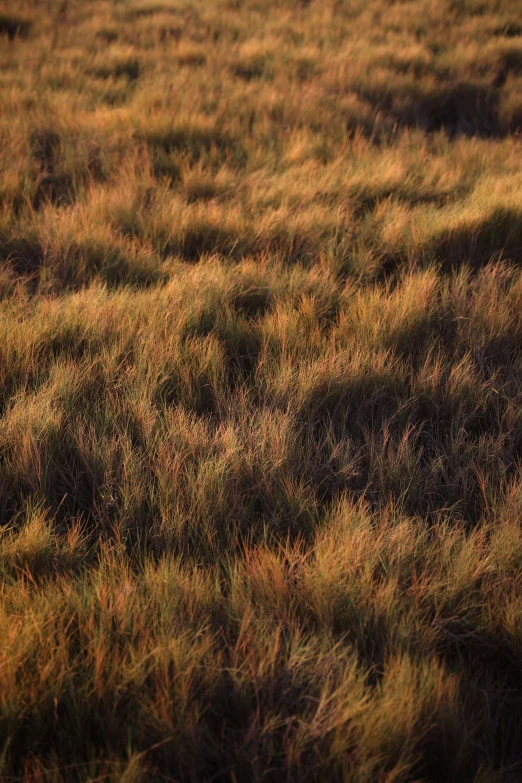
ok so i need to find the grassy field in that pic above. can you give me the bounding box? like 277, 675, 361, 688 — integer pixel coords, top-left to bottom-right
2, 0, 522, 779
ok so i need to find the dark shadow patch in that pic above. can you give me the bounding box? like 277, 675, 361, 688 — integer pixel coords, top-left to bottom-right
491, 49, 522, 88
261, 227, 320, 264
291, 351, 518, 523
92, 58, 140, 81
126, 4, 177, 18
427, 207, 522, 271
367, 208, 522, 281
184, 178, 223, 203
438, 619, 522, 691
47, 331, 90, 363
60, 240, 166, 290
0, 474, 24, 529
231, 288, 273, 318
434, 618, 522, 773
33, 173, 76, 209
47, 436, 104, 525
215, 317, 263, 388
160, 225, 249, 263
498, 48, 522, 73
151, 150, 182, 182
0, 434, 101, 531
231, 59, 267, 81
29, 130, 110, 209
292, 57, 319, 82
155, 366, 218, 417
142, 125, 246, 167
406, 83, 502, 137
359, 81, 509, 138
0, 15, 31, 40
0, 236, 44, 278
163, 224, 320, 265
319, 374, 406, 437
0, 234, 164, 292
96, 86, 134, 108
30, 130, 75, 209
351, 185, 468, 220
31, 129, 60, 172
494, 22, 522, 37
95, 28, 119, 43
177, 50, 207, 67
226, 330, 262, 380
385, 56, 436, 80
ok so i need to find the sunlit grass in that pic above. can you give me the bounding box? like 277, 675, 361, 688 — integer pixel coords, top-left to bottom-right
2, 0, 522, 780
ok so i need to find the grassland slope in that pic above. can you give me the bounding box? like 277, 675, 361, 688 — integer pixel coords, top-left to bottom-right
2, 0, 522, 780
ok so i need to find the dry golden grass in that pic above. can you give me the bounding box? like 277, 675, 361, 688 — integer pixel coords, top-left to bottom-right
2, 0, 522, 780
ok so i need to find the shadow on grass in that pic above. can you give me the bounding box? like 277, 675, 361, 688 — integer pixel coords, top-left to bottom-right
125, 3, 178, 19
294, 355, 521, 525
30, 129, 105, 209
0, 14, 31, 40
95, 27, 119, 43
151, 220, 320, 265
231, 288, 273, 318
434, 618, 522, 775
0, 235, 164, 291
142, 125, 248, 169
231, 58, 271, 81
160, 224, 249, 262
428, 207, 522, 271
351, 185, 468, 220
184, 178, 228, 203
0, 237, 44, 279
375, 207, 522, 279
359, 80, 517, 138
30, 130, 74, 208
33, 173, 76, 209
0, 434, 100, 530
494, 22, 522, 37
91, 58, 140, 81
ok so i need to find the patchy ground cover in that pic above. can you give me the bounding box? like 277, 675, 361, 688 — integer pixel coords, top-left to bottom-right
2, 0, 522, 780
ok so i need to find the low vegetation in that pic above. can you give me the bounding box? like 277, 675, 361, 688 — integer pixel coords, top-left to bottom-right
2, 0, 522, 780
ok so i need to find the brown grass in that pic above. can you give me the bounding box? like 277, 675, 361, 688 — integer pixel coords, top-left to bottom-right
1, 0, 522, 780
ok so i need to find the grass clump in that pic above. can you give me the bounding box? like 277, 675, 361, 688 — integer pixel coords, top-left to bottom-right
2, 0, 522, 780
